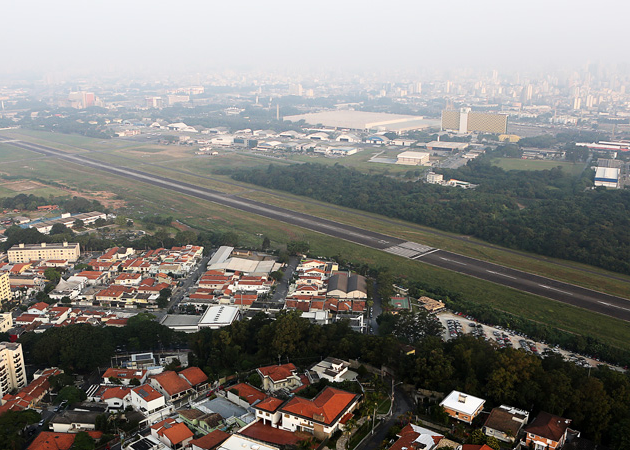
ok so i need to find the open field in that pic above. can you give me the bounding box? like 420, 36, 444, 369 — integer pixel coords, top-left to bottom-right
2, 132, 630, 349
491, 157, 586, 175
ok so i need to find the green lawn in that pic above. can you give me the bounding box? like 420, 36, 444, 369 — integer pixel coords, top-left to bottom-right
491, 157, 586, 175
285, 149, 427, 175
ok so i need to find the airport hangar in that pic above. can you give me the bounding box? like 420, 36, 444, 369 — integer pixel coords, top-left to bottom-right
283, 110, 440, 132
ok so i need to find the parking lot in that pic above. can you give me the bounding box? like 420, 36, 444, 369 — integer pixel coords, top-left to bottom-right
437, 311, 612, 371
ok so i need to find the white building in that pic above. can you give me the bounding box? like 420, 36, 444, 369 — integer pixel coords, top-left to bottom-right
197, 305, 240, 330
594, 167, 620, 188
440, 390, 485, 424
426, 172, 444, 184
396, 151, 430, 165
309, 357, 356, 383
0, 342, 27, 396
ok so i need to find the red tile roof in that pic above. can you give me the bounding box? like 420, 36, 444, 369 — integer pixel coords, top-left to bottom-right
230, 383, 266, 405
190, 430, 230, 450
179, 367, 208, 387
257, 363, 297, 382
152, 371, 192, 396
132, 384, 163, 402
388, 424, 443, 450
255, 397, 285, 413
281, 387, 359, 426
103, 368, 146, 381
28, 431, 103, 450
240, 421, 303, 446
152, 418, 194, 445
101, 386, 131, 400
524, 412, 571, 442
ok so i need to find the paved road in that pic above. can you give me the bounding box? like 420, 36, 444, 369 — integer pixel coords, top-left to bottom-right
273, 256, 299, 302
4, 137, 630, 322
357, 384, 413, 450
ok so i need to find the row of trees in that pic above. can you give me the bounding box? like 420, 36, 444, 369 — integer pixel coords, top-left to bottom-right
231, 161, 630, 274
0, 194, 104, 213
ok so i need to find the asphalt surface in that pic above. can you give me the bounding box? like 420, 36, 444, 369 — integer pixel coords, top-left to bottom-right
4, 137, 630, 322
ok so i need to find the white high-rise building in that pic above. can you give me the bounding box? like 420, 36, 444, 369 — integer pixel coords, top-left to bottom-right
0, 342, 27, 396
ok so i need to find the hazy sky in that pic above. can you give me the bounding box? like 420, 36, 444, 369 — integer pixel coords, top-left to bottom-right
2, 0, 629, 77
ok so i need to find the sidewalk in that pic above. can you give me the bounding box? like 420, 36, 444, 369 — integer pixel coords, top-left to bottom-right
336, 416, 369, 450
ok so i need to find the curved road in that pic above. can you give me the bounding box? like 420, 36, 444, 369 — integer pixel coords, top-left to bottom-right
4, 137, 630, 322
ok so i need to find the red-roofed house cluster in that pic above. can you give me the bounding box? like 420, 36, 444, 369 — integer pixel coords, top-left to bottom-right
0, 367, 62, 415
46, 245, 203, 309
184, 270, 274, 311
284, 259, 368, 332
11, 302, 128, 336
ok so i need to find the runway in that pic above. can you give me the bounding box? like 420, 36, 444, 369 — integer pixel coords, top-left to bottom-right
4, 137, 630, 322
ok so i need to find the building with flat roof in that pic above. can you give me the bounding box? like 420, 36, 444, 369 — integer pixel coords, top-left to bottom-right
29, 211, 107, 234
396, 151, 430, 166
594, 167, 620, 188
8, 242, 80, 263
198, 305, 240, 330
425, 141, 469, 152
439, 390, 485, 424
0, 342, 27, 397
284, 110, 439, 132
442, 108, 507, 134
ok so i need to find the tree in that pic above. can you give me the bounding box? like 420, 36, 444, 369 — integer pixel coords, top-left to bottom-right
262, 236, 271, 250
49, 223, 71, 235
73, 431, 96, 450
73, 219, 85, 229
287, 240, 309, 255
44, 267, 61, 284
129, 378, 141, 386
56, 385, 87, 405
269, 270, 284, 282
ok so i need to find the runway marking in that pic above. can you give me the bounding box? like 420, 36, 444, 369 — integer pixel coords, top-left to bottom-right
487, 270, 517, 280
412, 249, 439, 259
439, 257, 467, 266
598, 301, 630, 312
539, 284, 572, 295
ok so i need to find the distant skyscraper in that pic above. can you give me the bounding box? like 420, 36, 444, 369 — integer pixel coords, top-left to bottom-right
526, 85, 533, 101
573, 97, 582, 110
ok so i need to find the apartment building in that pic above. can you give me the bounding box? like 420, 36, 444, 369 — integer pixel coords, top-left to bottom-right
0, 273, 10, 303
8, 242, 81, 263
0, 342, 27, 396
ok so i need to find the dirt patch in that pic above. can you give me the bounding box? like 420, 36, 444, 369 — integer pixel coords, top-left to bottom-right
171, 220, 192, 231
64, 189, 126, 210
1, 180, 45, 191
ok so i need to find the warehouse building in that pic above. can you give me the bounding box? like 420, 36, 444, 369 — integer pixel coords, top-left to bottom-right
396, 151, 430, 165
594, 167, 620, 188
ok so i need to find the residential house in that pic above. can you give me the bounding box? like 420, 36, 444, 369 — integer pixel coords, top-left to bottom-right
150, 371, 193, 402
277, 386, 360, 439
179, 367, 208, 392
388, 423, 444, 450
190, 429, 230, 450
101, 386, 131, 410
103, 368, 147, 385
151, 417, 194, 450
27, 431, 103, 450
522, 412, 574, 450
257, 364, 302, 392
309, 357, 354, 383
227, 383, 267, 407
483, 405, 529, 443
179, 408, 224, 434
439, 391, 485, 424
